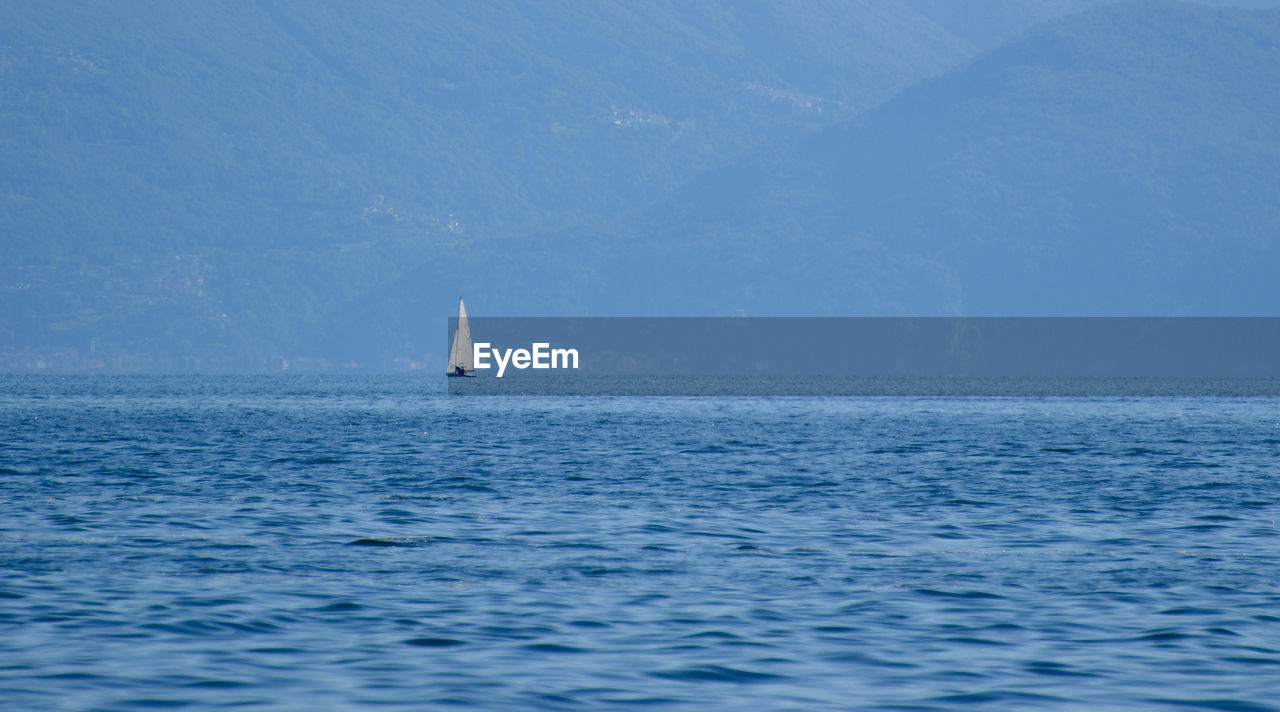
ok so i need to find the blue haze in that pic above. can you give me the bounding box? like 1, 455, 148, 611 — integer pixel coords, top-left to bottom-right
5, 5, 1280, 710
5, 2, 1280, 709
3, 1, 1279, 369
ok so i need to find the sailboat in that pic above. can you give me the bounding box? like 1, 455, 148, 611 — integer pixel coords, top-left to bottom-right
447, 297, 475, 377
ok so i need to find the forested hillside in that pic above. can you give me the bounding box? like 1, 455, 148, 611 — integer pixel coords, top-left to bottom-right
3, 1, 1276, 369
2, 0, 972, 369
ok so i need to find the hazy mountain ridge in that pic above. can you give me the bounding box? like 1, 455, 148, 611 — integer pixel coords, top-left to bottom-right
602, 1, 1280, 318
1, 0, 975, 369
3, 1, 1277, 370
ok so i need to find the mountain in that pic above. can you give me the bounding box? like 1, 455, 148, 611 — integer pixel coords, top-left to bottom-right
4, 1, 1278, 370
600, 1, 1280, 317
902, 0, 1110, 48
905, 0, 1280, 48
1, 0, 975, 370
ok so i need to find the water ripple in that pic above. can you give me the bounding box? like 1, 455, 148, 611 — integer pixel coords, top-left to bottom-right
3, 376, 1280, 710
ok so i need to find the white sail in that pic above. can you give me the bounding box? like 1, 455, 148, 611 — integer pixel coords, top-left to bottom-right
448, 298, 474, 372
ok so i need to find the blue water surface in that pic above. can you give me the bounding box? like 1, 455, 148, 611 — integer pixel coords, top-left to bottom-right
2, 375, 1279, 710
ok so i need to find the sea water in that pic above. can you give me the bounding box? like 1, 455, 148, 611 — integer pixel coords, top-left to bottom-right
2, 376, 1279, 710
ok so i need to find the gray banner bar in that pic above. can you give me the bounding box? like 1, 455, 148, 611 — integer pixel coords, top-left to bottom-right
445, 318, 1280, 395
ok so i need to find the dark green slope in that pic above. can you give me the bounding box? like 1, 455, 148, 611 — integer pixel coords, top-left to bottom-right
1, 0, 971, 369
609, 1, 1280, 316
